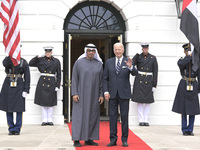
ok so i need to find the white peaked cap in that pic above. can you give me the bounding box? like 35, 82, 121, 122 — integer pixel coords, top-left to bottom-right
140, 42, 150, 46
43, 46, 54, 51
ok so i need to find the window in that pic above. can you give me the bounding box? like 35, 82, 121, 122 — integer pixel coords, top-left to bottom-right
65, 1, 125, 31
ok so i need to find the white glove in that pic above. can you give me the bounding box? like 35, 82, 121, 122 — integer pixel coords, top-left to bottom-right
22, 92, 27, 98
152, 87, 156, 92
198, 93, 200, 97
37, 54, 44, 58
188, 51, 192, 56
55, 87, 59, 91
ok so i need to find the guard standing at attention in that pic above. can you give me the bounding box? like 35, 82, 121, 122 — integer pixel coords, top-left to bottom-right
172, 43, 200, 136
131, 42, 158, 126
0, 56, 30, 135
29, 46, 61, 126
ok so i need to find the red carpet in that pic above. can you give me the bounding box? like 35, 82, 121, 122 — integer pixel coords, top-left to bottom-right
67, 121, 152, 150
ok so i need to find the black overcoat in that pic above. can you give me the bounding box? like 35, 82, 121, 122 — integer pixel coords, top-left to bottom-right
0, 56, 30, 112
131, 53, 158, 103
172, 55, 200, 115
29, 56, 61, 106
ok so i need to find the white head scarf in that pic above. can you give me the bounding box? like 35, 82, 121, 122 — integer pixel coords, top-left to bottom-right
78, 43, 103, 64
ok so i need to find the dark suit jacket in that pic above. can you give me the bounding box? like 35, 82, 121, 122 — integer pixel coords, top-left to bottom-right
103, 56, 138, 99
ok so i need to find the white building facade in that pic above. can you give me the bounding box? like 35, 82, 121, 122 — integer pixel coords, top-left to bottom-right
0, 0, 200, 125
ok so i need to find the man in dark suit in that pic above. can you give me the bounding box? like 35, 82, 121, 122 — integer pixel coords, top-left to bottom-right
103, 42, 138, 147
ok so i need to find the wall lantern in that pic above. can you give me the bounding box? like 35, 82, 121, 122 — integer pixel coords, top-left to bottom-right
175, 0, 183, 19
175, 0, 198, 19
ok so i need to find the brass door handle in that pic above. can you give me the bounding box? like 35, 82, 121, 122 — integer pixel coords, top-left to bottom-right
65, 80, 71, 87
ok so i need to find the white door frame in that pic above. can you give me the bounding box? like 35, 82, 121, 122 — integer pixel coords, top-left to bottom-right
67, 34, 71, 123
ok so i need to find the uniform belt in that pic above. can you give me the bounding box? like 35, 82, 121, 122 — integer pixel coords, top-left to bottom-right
182, 76, 196, 81
7, 74, 22, 78
138, 71, 153, 76
41, 73, 55, 77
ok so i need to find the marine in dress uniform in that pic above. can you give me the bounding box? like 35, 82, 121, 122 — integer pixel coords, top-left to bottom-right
172, 43, 200, 136
131, 43, 158, 126
0, 56, 30, 135
29, 46, 61, 126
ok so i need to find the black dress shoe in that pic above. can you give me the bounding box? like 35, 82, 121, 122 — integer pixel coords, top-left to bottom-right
107, 142, 117, 147
14, 131, 20, 135
144, 122, 149, 126
74, 141, 82, 147
47, 122, 54, 126
41, 122, 48, 126
183, 131, 188, 136
139, 122, 144, 126
8, 131, 15, 135
188, 131, 194, 136
122, 142, 128, 147
84, 140, 98, 146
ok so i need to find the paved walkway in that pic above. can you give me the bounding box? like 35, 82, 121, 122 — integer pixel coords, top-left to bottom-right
0, 123, 200, 150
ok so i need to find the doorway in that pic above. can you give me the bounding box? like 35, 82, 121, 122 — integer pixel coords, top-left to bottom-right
62, 1, 126, 122
63, 34, 121, 122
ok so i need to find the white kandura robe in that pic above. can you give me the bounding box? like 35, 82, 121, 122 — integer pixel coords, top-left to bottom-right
71, 57, 103, 141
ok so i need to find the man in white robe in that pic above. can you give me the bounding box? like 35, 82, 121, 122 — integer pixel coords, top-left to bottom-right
71, 43, 104, 147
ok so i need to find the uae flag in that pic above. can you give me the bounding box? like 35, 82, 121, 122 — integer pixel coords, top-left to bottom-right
180, 0, 200, 71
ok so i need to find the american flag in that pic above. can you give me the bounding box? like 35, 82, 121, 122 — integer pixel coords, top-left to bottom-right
0, 0, 21, 66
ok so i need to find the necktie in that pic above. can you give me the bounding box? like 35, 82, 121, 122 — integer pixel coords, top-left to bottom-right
116, 59, 120, 74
